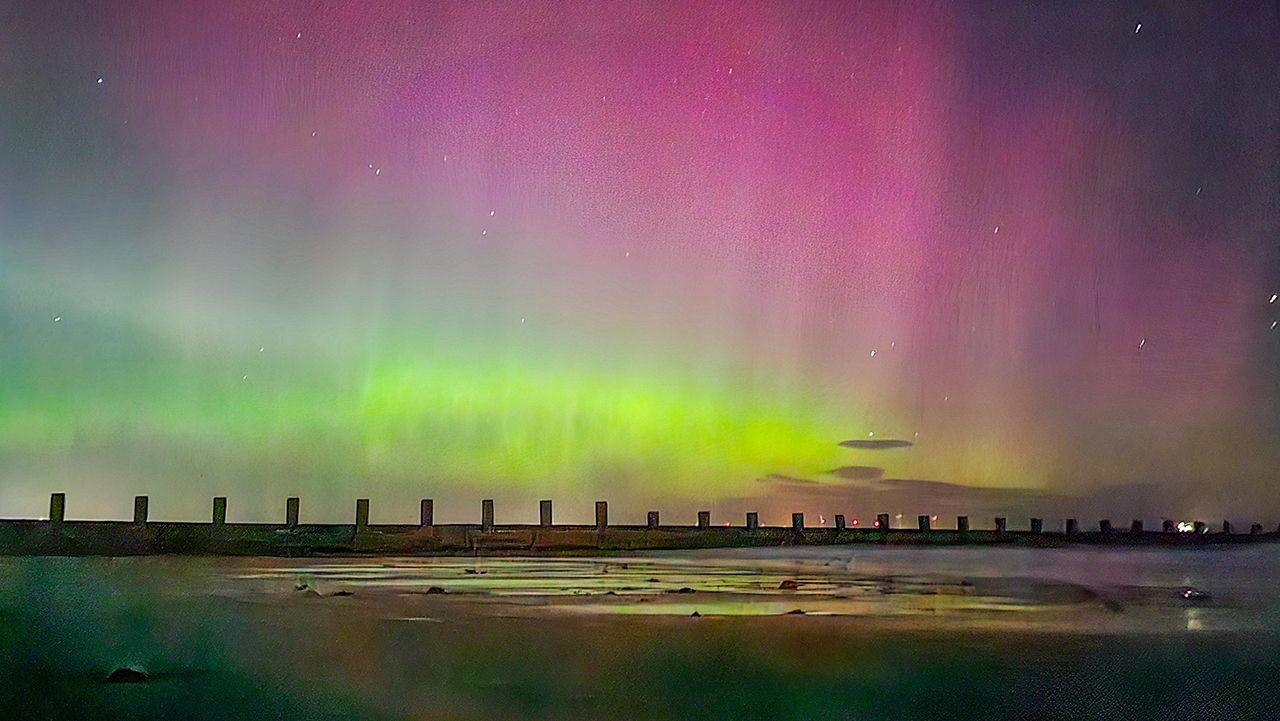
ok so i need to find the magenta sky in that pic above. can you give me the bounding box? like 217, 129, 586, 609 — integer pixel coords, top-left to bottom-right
2, 1, 1277, 523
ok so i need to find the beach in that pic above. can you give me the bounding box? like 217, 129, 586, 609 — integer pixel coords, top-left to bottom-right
2, 546, 1279, 719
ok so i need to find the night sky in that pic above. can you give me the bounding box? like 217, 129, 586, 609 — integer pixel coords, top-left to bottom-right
1, 1, 1277, 524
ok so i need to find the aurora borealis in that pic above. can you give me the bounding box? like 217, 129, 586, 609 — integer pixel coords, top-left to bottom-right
1, 1, 1277, 524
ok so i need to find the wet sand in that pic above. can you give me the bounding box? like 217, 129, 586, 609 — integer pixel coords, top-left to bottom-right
2, 547, 1278, 719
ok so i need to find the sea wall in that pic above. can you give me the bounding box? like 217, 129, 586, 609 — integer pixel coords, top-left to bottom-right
0, 495, 1273, 556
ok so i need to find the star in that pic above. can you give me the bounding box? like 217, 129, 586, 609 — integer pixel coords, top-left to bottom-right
52, 315, 62, 322
1134, 22, 1142, 34
1138, 337, 1146, 348
1269, 294, 1277, 304
96, 77, 103, 84
869, 349, 877, 357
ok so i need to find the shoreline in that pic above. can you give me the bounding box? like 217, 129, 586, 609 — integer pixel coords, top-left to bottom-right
3, 518, 1277, 557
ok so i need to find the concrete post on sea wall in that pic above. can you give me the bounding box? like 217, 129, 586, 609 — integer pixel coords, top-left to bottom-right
876, 513, 890, 530
1162, 519, 1175, 533
1223, 520, 1233, 534
647, 511, 660, 529
957, 515, 969, 533
1193, 521, 1206, 534
285, 497, 299, 527
133, 496, 149, 525
1066, 519, 1079, 536
746, 512, 759, 530
49, 493, 65, 527
212, 497, 227, 525
539, 500, 553, 527
481, 499, 495, 531
595, 501, 608, 529
420, 499, 434, 527
994, 517, 1007, 533
1251, 523, 1264, 535
835, 514, 846, 531
697, 511, 710, 529
918, 515, 931, 531
1131, 520, 1143, 534
1099, 519, 1112, 534
1030, 518, 1043, 534
792, 513, 804, 532
355, 499, 370, 531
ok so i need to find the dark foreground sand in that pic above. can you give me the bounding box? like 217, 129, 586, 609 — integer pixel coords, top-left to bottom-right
2, 548, 1278, 720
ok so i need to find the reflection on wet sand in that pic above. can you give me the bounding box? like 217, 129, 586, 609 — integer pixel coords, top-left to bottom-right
217, 546, 1278, 634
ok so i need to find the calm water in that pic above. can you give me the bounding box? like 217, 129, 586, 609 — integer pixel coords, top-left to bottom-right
2, 546, 1278, 719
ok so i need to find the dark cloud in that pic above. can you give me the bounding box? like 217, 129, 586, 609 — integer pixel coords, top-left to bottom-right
755, 473, 820, 486
827, 466, 884, 480
838, 439, 913, 450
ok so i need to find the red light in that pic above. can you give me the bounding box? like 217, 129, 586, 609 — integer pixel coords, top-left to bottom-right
873, 520, 880, 528
851, 518, 859, 526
